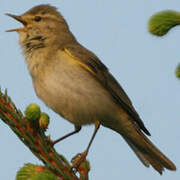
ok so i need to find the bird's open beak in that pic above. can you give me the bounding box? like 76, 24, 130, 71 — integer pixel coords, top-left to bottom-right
5, 13, 27, 32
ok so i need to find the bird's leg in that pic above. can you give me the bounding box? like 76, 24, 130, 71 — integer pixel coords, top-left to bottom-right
71, 121, 100, 169
84, 121, 100, 154
52, 125, 81, 146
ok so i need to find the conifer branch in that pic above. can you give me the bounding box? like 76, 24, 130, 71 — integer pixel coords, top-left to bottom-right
0, 89, 90, 180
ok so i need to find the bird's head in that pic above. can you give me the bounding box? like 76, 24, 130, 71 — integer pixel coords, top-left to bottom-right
6, 4, 75, 51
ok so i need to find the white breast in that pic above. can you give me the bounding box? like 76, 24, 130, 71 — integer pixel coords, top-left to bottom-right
32, 50, 119, 126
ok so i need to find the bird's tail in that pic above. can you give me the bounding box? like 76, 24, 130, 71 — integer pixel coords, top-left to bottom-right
121, 127, 176, 174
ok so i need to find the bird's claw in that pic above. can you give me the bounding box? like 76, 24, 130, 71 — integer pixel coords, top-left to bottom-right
71, 151, 88, 171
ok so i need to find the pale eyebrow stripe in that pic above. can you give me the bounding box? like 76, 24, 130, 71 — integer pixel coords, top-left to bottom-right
23, 14, 62, 20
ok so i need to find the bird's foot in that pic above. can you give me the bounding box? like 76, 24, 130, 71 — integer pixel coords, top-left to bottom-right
71, 150, 88, 170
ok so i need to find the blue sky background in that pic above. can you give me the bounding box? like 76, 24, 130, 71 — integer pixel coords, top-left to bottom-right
0, 0, 179, 179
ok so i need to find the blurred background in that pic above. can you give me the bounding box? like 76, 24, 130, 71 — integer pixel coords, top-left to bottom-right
0, 0, 179, 179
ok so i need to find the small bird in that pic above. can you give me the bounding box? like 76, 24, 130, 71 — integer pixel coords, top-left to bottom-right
6, 4, 176, 174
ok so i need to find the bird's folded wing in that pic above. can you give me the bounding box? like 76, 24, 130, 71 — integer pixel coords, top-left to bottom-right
63, 43, 150, 135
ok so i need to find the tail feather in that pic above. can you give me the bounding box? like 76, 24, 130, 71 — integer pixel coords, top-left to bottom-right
124, 137, 150, 167
121, 126, 176, 174
143, 152, 164, 174
141, 132, 176, 171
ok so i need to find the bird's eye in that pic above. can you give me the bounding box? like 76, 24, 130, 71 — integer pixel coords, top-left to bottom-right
34, 16, 41, 22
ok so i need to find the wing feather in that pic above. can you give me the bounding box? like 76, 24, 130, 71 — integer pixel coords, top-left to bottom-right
63, 43, 150, 135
